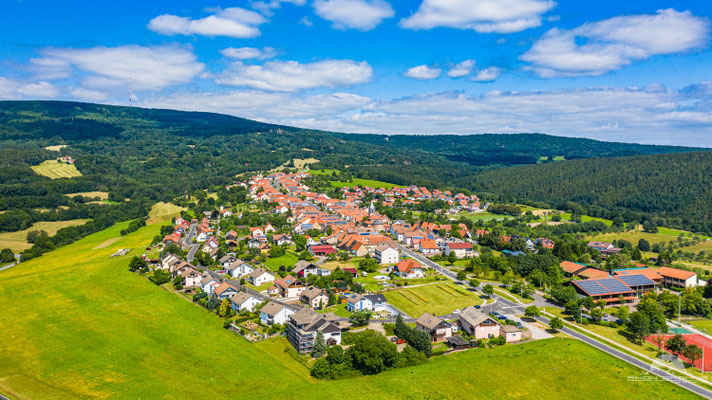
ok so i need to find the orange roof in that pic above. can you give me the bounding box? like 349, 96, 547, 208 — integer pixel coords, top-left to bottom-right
419, 240, 438, 249
560, 261, 587, 274
395, 259, 422, 273
614, 268, 662, 282
656, 267, 696, 280
578, 268, 609, 279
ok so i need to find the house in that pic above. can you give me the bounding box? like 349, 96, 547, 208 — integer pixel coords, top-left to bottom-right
577, 267, 609, 280
227, 262, 254, 278
180, 267, 203, 287
500, 324, 523, 342
446, 335, 472, 350
260, 302, 294, 325
459, 307, 500, 339
220, 208, 233, 218
418, 240, 439, 255
394, 259, 424, 279
225, 230, 238, 241
342, 267, 358, 278
230, 292, 262, 313
214, 282, 240, 300
535, 238, 555, 249
346, 293, 388, 312
274, 275, 306, 298
415, 313, 454, 342
309, 245, 337, 256
293, 261, 319, 278
286, 308, 342, 354
656, 267, 698, 288
200, 276, 219, 294
587, 241, 621, 255
445, 242, 475, 258
248, 268, 275, 286
375, 244, 399, 265
219, 255, 238, 268
301, 287, 329, 309
272, 233, 293, 246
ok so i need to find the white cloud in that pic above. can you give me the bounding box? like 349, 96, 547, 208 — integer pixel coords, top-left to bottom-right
522, 9, 710, 77
220, 47, 278, 60
70, 87, 109, 102
215, 59, 373, 91
145, 90, 371, 120
405, 65, 441, 80
314, 0, 394, 30
251, 0, 306, 16
400, 0, 555, 33
299, 16, 313, 26
36, 45, 204, 90
17, 81, 60, 98
447, 60, 476, 78
471, 66, 501, 82
148, 7, 266, 38
0, 77, 20, 99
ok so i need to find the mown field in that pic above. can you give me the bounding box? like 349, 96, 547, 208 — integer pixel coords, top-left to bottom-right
64, 191, 109, 200
0, 219, 90, 252
384, 282, 482, 317
30, 160, 82, 179
330, 178, 401, 189
0, 216, 700, 399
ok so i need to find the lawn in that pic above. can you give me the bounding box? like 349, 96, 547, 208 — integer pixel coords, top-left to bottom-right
0, 219, 90, 252
317, 303, 351, 318
263, 252, 299, 272
330, 178, 401, 189
688, 319, 712, 333
384, 283, 482, 317
589, 230, 712, 255
459, 212, 509, 222
64, 191, 109, 200
31, 160, 82, 179
0, 217, 699, 399
307, 168, 340, 176
147, 202, 185, 224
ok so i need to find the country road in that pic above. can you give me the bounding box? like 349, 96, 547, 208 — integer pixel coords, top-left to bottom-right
399, 244, 712, 398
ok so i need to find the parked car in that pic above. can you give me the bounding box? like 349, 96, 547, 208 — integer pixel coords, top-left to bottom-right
453, 309, 461, 314
474, 305, 481, 309
361, 271, 368, 277
396, 339, 405, 344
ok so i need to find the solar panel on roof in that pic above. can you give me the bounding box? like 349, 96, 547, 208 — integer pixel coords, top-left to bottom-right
575, 280, 610, 295
616, 274, 655, 287
598, 278, 632, 293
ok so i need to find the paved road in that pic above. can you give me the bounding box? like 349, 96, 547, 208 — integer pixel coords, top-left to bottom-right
400, 244, 712, 398
184, 223, 199, 263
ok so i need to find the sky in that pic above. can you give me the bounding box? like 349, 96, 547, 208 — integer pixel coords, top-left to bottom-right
2, 0, 712, 146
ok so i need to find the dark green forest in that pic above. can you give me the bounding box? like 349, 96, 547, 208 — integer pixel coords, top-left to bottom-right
1, 99, 711, 246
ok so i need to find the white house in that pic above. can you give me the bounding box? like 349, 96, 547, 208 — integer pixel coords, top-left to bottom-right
227, 262, 254, 278
445, 242, 475, 259
346, 293, 388, 312
260, 302, 294, 325
375, 244, 399, 265
249, 268, 275, 286
230, 292, 262, 313
180, 267, 203, 287
200, 276, 219, 294
196, 231, 209, 243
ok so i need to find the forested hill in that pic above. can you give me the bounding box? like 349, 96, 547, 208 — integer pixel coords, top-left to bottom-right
472, 151, 712, 234
339, 132, 705, 166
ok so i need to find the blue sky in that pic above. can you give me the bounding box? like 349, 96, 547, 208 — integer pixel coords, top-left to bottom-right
2, 0, 712, 145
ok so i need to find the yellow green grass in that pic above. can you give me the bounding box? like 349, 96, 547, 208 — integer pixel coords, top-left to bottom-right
64, 191, 109, 200
0, 219, 90, 252
0, 215, 700, 399
589, 231, 712, 254
31, 160, 81, 179
147, 202, 185, 224
330, 178, 401, 189
688, 319, 712, 333
384, 283, 482, 316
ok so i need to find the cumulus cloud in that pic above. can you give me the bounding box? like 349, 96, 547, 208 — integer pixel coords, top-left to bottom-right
220, 47, 278, 60
215, 59, 373, 91
522, 9, 710, 77
148, 7, 266, 38
401, 0, 555, 33
17, 81, 60, 98
0, 77, 20, 99
471, 66, 501, 82
405, 65, 441, 80
251, 0, 305, 16
447, 60, 476, 78
138, 82, 712, 145
145, 90, 371, 121
70, 87, 109, 102
314, 0, 394, 30
35, 45, 204, 90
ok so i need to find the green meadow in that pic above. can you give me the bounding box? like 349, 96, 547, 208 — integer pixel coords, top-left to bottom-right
0, 215, 699, 399
330, 178, 401, 189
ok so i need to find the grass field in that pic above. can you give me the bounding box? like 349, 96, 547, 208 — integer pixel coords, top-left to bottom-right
65, 191, 109, 200
0, 219, 90, 252
688, 319, 712, 333
330, 178, 401, 189
589, 231, 712, 255
147, 202, 185, 224
0, 218, 698, 399
307, 168, 340, 176
263, 252, 299, 271
31, 160, 82, 179
384, 283, 482, 317
44, 145, 68, 152
460, 212, 509, 222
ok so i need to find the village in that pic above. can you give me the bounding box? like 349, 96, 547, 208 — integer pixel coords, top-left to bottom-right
137, 170, 712, 377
